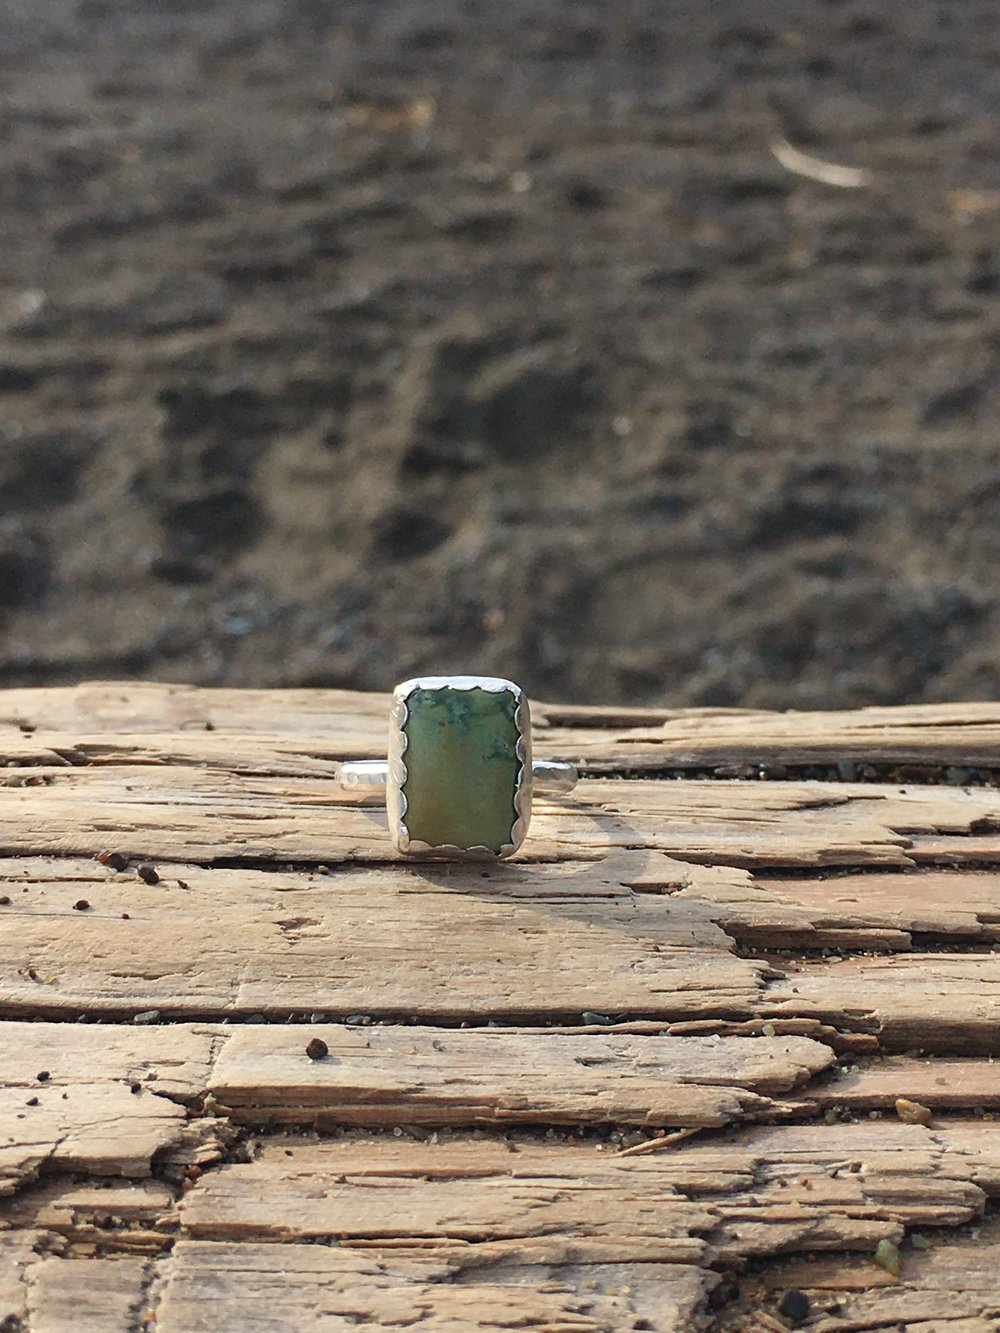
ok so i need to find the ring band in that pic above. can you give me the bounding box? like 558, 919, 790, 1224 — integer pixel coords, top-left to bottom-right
338, 675, 578, 860
338, 759, 579, 796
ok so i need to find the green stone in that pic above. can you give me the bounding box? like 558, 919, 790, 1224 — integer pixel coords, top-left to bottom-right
402, 685, 520, 853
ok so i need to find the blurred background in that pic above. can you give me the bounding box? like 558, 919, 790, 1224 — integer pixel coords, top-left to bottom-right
1, 0, 999, 707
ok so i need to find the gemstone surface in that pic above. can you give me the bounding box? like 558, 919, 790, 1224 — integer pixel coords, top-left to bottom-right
400, 684, 521, 853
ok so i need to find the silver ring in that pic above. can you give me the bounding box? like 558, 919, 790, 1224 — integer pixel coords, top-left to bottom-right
338, 675, 578, 860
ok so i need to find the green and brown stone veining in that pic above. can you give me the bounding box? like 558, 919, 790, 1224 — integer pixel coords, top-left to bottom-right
401, 685, 520, 853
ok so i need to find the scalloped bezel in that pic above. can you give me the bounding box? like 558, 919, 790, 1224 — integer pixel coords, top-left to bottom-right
387, 675, 532, 859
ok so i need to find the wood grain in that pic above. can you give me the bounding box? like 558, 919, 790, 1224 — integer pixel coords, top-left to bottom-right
3, 684, 1000, 1331
765, 954, 1000, 1053
721, 1218, 1000, 1331
0, 1022, 223, 1196
0, 1020, 833, 1204
6, 685, 1000, 772
0, 856, 761, 1022
176, 1121, 1000, 1262
205, 1024, 834, 1128
0, 1233, 150, 1333
800, 1055, 1000, 1113
151, 1243, 714, 1333
3, 765, 1000, 868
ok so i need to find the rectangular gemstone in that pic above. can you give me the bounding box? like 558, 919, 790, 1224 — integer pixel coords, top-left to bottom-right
400, 683, 521, 853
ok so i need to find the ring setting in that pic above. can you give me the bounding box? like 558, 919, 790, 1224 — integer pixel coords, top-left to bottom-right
338, 675, 578, 859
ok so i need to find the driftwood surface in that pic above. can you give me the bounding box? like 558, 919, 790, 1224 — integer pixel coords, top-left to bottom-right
1, 684, 1000, 1330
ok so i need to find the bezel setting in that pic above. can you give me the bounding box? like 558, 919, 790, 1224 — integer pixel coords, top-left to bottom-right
387, 675, 532, 859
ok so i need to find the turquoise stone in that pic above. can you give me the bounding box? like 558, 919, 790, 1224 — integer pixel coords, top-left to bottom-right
402, 685, 520, 853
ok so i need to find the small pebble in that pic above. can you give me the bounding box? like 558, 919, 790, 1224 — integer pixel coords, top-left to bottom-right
874, 1237, 901, 1276
73, 899, 90, 912
895, 1097, 932, 1126
133, 1009, 162, 1026
761, 1023, 776, 1037
305, 1037, 329, 1060
25, 1097, 38, 1107
777, 1288, 810, 1324
581, 1011, 613, 1025
36, 1071, 50, 1082
130, 1082, 142, 1095
97, 851, 129, 872
310, 1012, 326, 1024
0, 896, 10, 906
121, 913, 130, 920
911, 1233, 931, 1250
137, 864, 160, 885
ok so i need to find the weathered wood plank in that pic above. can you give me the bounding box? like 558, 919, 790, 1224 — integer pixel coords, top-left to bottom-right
7, 686, 1000, 772
206, 1025, 834, 1128
2, 1180, 176, 1253
4, 859, 1000, 1050
801, 1055, 1000, 1113
0, 856, 762, 1021
710, 869, 1000, 950
630, 865, 1000, 953
721, 1219, 1000, 1331
0, 1022, 224, 1196
0, 1233, 149, 1333
4, 684, 1000, 1327
765, 954, 1000, 1053
551, 702, 1000, 771
0, 1189, 716, 1330
0, 682, 388, 740
0, 1022, 833, 1186
151, 1242, 714, 1333
4, 767, 1000, 868
176, 1121, 1000, 1262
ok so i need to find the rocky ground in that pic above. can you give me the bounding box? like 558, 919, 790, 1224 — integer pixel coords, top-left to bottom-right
1, 0, 999, 707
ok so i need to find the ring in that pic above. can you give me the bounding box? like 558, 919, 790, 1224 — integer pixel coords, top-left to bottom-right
338, 675, 578, 859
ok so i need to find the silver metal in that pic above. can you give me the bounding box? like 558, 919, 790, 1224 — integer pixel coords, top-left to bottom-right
338, 758, 579, 796
338, 760, 391, 790
336, 675, 579, 860
530, 760, 580, 794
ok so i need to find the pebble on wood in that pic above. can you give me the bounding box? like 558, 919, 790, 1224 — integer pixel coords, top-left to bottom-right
875, 1237, 901, 1276
137, 864, 160, 885
777, 1288, 810, 1324
96, 850, 129, 871
895, 1097, 933, 1125
305, 1037, 329, 1060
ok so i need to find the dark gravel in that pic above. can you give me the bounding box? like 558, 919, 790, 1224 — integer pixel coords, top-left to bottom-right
2, 1, 1000, 707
